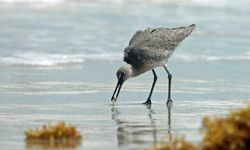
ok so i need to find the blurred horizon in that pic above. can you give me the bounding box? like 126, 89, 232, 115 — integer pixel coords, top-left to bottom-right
0, 0, 250, 67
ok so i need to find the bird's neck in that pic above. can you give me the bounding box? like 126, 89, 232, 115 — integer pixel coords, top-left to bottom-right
126, 64, 141, 77
122, 64, 134, 78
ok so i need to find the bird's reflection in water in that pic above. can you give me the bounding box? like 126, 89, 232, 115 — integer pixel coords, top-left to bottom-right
167, 104, 172, 144
146, 104, 157, 145
111, 103, 172, 149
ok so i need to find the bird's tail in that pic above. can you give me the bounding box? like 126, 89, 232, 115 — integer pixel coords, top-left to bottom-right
172, 24, 195, 41
188, 24, 196, 33
183, 24, 196, 36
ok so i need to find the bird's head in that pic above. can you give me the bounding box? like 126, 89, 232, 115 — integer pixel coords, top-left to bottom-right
116, 64, 133, 83
111, 64, 133, 103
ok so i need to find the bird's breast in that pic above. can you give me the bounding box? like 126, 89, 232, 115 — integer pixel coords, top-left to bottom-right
132, 59, 165, 77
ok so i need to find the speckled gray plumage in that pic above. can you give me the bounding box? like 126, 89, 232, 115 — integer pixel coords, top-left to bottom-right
123, 24, 195, 76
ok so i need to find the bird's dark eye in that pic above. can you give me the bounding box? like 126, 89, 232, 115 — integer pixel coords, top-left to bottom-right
121, 72, 125, 75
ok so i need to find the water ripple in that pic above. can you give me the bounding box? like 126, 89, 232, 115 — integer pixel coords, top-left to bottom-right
0, 80, 249, 95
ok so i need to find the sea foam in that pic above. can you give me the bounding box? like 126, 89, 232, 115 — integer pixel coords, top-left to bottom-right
0, 51, 249, 67
0, 52, 122, 67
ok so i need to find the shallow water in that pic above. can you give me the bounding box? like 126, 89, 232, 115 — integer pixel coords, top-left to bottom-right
0, 0, 250, 150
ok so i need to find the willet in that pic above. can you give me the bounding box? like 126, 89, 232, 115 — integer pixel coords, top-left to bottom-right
111, 24, 195, 105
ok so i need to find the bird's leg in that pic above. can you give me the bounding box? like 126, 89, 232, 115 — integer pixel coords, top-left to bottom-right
143, 69, 158, 105
163, 66, 173, 105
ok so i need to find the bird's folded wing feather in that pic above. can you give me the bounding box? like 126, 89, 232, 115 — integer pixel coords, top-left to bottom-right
124, 24, 195, 68
128, 24, 195, 51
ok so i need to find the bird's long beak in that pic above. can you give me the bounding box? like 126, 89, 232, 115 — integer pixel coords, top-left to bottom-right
111, 75, 123, 103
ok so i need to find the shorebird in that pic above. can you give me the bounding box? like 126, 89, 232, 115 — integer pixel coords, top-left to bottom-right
111, 24, 195, 105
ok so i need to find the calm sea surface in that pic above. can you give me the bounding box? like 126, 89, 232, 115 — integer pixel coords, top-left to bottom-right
0, 0, 250, 150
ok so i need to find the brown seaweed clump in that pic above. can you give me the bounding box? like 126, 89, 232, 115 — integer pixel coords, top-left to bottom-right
154, 105, 250, 150
25, 121, 82, 149
202, 105, 250, 150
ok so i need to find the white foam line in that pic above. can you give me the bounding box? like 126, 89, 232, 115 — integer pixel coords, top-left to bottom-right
0, 52, 122, 67
0, 0, 65, 4
173, 52, 250, 62
0, 50, 250, 67
0, 0, 184, 4
8, 90, 99, 95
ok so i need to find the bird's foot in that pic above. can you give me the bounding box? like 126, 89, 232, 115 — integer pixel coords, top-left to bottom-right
143, 99, 152, 105
166, 98, 173, 108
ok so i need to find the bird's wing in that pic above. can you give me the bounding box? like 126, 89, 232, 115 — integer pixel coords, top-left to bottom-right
129, 24, 195, 53
144, 24, 195, 51
124, 24, 195, 68
128, 30, 144, 46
